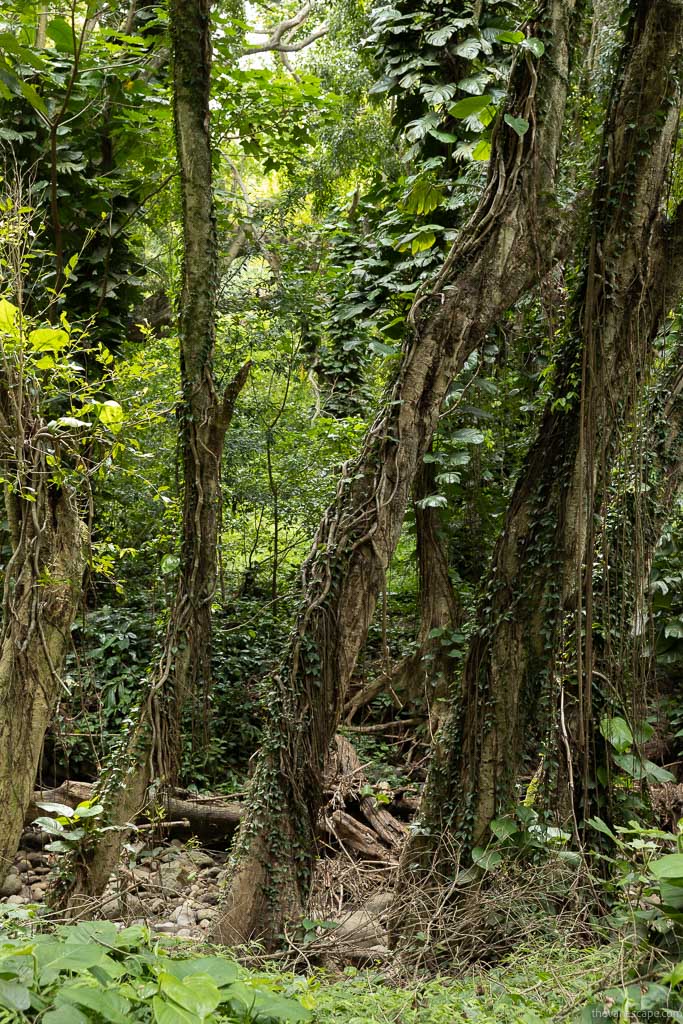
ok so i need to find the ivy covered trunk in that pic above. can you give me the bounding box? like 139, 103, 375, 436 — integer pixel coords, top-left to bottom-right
0, 480, 85, 886
52, 0, 249, 910
210, 0, 578, 948
395, 0, 683, 902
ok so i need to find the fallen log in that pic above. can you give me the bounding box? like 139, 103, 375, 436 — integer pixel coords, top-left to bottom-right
323, 809, 396, 864
327, 736, 408, 852
28, 782, 243, 844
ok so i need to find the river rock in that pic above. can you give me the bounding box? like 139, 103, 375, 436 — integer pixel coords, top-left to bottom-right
0, 874, 23, 897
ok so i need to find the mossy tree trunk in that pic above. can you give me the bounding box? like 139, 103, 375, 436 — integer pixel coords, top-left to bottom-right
0, 415, 85, 885
52, 0, 249, 911
210, 0, 579, 949
395, 0, 683, 902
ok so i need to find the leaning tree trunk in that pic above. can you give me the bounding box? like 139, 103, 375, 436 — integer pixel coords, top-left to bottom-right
345, 457, 460, 724
210, 0, 579, 948
0, 464, 85, 885
395, 0, 683, 902
51, 0, 249, 912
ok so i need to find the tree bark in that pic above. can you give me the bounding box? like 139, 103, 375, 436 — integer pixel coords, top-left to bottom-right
210, 0, 579, 948
395, 0, 683, 902
50, 0, 249, 911
0, 476, 85, 885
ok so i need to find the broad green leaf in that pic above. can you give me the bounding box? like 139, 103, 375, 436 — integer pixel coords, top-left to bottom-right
472, 139, 491, 161
0, 297, 18, 333
29, 328, 69, 353
164, 957, 239, 987
98, 400, 124, 431
453, 38, 480, 59
449, 94, 491, 119
153, 998, 197, 1024
33, 816, 65, 835
35, 801, 75, 817
56, 982, 130, 1023
651, 854, 683, 883
46, 17, 75, 51
43, 1009, 88, 1024
521, 37, 545, 57
161, 554, 180, 574
159, 972, 222, 1017
599, 715, 633, 754
496, 30, 525, 43
452, 428, 485, 444
490, 817, 518, 841
504, 114, 529, 138
472, 847, 502, 871
0, 979, 30, 1011
18, 79, 47, 116
73, 803, 104, 818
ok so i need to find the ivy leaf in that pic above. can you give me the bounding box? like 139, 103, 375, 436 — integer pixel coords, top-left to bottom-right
449, 94, 492, 118
472, 139, 491, 161
504, 114, 529, 138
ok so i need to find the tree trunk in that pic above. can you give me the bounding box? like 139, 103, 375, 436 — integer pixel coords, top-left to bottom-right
395, 0, 683, 901
0, 483, 85, 885
210, 0, 579, 948
50, 0, 249, 911
344, 457, 460, 723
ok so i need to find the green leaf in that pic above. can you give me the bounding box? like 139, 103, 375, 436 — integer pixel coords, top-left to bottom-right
416, 494, 447, 509
472, 847, 502, 871
451, 428, 485, 444
158, 972, 222, 1018
98, 400, 124, 431
496, 30, 525, 44
0, 297, 18, 333
651, 854, 683, 883
0, 979, 30, 1012
72, 803, 104, 818
35, 801, 75, 817
56, 983, 130, 1023
161, 554, 180, 575
664, 619, 683, 638
163, 957, 239, 988
504, 114, 529, 138
490, 817, 518, 841
600, 715, 633, 754
521, 36, 545, 57
33, 816, 66, 836
472, 139, 491, 161
449, 94, 491, 119
46, 17, 75, 51
43, 1009, 89, 1024
29, 328, 69, 353
18, 79, 47, 116
586, 816, 617, 841
453, 38, 480, 59
153, 998, 197, 1024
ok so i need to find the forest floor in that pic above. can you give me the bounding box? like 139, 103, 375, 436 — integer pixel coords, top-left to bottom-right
0, 829, 658, 1023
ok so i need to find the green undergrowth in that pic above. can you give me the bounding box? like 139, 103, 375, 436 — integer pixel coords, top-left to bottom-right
0, 916, 681, 1023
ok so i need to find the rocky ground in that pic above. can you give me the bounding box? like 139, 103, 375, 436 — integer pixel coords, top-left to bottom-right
0, 831, 392, 956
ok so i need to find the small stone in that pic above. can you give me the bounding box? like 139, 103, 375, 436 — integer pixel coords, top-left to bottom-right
0, 874, 23, 897
153, 922, 177, 934
30, 884, 47, 900
176, 928, 194, 938
7, 895, 25, 905
26, 852, 48, 867
184, 850, 214, 868
196, 910, 213, 923
15, 859, 31, 874
199, 919, 211, 931
200, 893, 218, 905
206, 867, 221, 878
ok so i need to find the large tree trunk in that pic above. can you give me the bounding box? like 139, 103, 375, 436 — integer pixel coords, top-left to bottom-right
210, 0, 579, 948
50, 0, 249, 912
395, 0, 683, 901
0, 477, 85, 884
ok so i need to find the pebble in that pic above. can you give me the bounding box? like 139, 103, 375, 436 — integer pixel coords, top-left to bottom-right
15, 859, 31, 874
153, 922, 177, 934
7, 895, 25, 905
26, 851, 48, 866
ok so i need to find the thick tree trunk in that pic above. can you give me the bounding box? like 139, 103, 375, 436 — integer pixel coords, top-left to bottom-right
0, 483, 85, 885
395, 0, 683, 901
210, 0, 579, 948
51, 0, 249, 911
